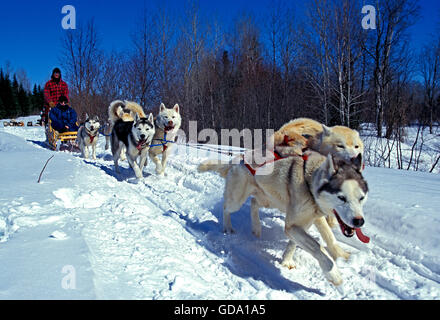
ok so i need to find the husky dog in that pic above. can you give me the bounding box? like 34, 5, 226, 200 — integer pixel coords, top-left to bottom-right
273, 118, 364, 165
76, 114, 100, 160
111, 113, 155, 180
108, 100, 147, 160
149, 103, 182, 176
273, 118, 365, 229
198, 152, 368, 285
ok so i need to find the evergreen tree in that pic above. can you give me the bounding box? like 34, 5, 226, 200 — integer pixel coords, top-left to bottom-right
36, 85, 45, 114
30, 84, 38, 114
0, 73, 15, 118
17, 83, 30, 116
11, 75, 20, 117
0, 96, 5, 119
30, 84, 44, 115
0, 68, 46, 118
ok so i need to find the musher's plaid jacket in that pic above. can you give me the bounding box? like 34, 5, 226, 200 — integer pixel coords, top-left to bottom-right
42, 79, 69, 122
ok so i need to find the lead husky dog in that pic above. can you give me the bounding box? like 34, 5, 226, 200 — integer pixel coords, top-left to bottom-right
77, 114, 100, 160
111, 113, 155, 180
198, 152, 368, 285
149, 103, 182, 176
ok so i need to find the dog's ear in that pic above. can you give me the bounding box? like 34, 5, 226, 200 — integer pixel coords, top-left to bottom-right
148, 113, 154, 123
94, 116, 99, 122
173, 104, 180, 114
322, 125, 332, 137
160, 103, 166, 113
116, 106, 124, 118
134, 112, 140, 122
85, 113, 89, 120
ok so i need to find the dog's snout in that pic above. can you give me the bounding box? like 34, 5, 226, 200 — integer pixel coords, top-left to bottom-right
168, 121, 173, 126
140, 134, 146, 140
352, 217, 364, 228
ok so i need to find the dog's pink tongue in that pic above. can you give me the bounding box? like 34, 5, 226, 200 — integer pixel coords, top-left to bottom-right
355, 228, 370, 243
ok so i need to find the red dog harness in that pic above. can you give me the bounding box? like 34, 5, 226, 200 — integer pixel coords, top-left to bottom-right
244, 151, 309, 176
244, 151, 284, 176
88, 133, 96, 143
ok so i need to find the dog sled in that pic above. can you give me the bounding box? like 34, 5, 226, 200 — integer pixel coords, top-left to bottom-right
3, 119, 25, 127
45, 118, 80, 152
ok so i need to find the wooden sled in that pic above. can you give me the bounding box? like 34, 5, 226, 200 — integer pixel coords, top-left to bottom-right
45, 119, 79, 152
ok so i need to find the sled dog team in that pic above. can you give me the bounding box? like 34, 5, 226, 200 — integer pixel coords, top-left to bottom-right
77, 100, 369, 286
76, 100, 182, 178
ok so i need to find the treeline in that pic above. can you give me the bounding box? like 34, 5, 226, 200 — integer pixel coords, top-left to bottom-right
60, 0, 439, 138
0, 69, 44, 119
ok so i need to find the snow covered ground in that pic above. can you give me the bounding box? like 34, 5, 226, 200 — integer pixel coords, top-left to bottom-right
0, 116, 439, 300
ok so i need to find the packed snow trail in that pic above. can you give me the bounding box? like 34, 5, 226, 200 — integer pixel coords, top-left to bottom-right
1, 119, 439, 299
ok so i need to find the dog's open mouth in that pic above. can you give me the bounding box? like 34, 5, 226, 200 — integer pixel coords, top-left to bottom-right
333, 210, 355, 238
333, 210, 370, 243
164, 125, 175, 132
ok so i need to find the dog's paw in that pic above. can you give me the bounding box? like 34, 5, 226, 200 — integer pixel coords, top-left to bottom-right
251, 220, 262, 238
325, 264, 343, 286
222, 227, 235, 235
281, 259, 296, 270
329, 245, 351, 261
252, 225, 262, 238
156, 171, 165, 177
127, 177, 142, 184
252, 229, 262, 238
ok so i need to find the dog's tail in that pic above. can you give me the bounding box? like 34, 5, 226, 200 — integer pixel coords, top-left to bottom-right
197, 160, 232, 178
124, 101, 146, 118
108, 100, 127, 123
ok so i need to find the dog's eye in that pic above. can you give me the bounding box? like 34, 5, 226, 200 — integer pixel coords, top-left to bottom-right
338, 196, 347, 203
359, 196, 365, 202
337, 145, 345, 149
355, 145, 359, 149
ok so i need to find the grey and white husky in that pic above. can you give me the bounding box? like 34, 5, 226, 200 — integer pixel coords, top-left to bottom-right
111, 113, 155, 180
198, 152, 368, 286
77, 114, 100, 160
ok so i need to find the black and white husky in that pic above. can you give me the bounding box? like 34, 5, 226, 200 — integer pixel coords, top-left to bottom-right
77, 114, 100, 160
111, 113, 155, 180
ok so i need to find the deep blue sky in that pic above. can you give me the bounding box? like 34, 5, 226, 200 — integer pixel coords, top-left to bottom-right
1, 0, 439, 87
